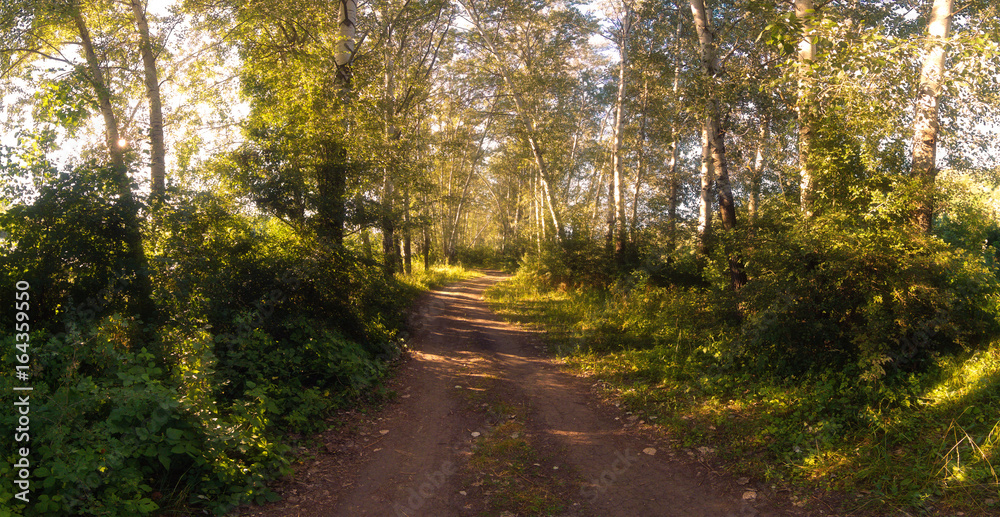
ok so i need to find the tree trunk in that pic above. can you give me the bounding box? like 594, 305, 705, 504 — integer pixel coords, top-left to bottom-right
324, 0, 356, 242
610, 7, 631, 260
381, 172, 397, 276
667, 150, 679, 252
335, 0, 357, 89
317, 142, 347, 246
381, 14, 399, 276
422, 225, 431, 270
795, 0, 817, 215
911, 0, 953, 233
666, 14, 682, 253
421, 190, 431, 269
630, 76, 648, 239
690, 0, 744, 288
749, 114, 769, 221
697, 119, 714, 256
403, 188, 412, 274
73, 2, 156, 337
129, 0, 166, 201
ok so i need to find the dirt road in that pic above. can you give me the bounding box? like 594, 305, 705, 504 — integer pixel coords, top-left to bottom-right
235, 272, 804, 516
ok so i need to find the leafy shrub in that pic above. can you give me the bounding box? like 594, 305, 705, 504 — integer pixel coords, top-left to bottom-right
212, 314, 388, 435
526, 237, 612, 288
0, 164, 140, 332
736, 205, 1000, 380
0, 325, 290, 517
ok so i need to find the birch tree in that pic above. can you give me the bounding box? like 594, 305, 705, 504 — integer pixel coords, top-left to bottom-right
609, 2, 632, 259
689, 0, 744, 287
336, 0, 357, 89
68, 1, 156, 334
129, 0, 166, 201
795, 0, 818, 214
911, 0, 953, 233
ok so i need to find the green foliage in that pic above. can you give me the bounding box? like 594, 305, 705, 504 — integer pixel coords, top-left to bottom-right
0, 161, 471, 514
211, 314, 388, 435
486, 267, 1000, 514
737, 193, 1000, 381
0, 329, 290, 516
523, 237, 612, 288
451, 245, 521, 272
0, 163, 141, 329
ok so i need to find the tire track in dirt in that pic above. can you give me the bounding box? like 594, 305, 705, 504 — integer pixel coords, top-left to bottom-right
234, 271, 808, 517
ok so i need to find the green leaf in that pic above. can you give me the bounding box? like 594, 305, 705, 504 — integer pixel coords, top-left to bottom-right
159, 453, 171, 470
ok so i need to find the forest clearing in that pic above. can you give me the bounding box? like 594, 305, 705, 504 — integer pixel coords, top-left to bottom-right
2, 0, 1000, 515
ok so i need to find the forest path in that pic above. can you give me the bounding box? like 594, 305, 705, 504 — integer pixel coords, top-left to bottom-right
234, 271, 802, 517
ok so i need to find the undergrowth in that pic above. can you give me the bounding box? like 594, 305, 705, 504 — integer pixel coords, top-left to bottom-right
485, 270, 1000, 515
0, 183, 478, 516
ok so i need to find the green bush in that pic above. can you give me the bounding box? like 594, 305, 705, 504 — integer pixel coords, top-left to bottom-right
212, 314, 388, 434
524, 237, 612, 288
736, 203, 1000, 380
0, 170, 437, 515
0, 164, 139, 332
0, 326, 290, 516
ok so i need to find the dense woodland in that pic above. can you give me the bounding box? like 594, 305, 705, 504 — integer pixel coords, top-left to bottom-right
1, 0, 999, 514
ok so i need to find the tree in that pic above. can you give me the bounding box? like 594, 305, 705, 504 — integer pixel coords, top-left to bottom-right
689, 0, 744, 288
911, 0, 953, 233
129, 0, 166, 201
0, 0, 158, 340
74, 0, 157, 330
608, 1, 632, 260
795, 0, 818, 214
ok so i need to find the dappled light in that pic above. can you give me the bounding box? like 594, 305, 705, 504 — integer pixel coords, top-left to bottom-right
2, 0, 999, 514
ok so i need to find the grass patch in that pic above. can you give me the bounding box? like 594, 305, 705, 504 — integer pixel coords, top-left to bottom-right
484, 270, 1000, 515
457, 358, 566, 516
397, 263, 482, 293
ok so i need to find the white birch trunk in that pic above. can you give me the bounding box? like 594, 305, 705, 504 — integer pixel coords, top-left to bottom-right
795, 0, 817, 214
911, 0, 953, 232
336, 0, 357, 87
130, 0, 166, 201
